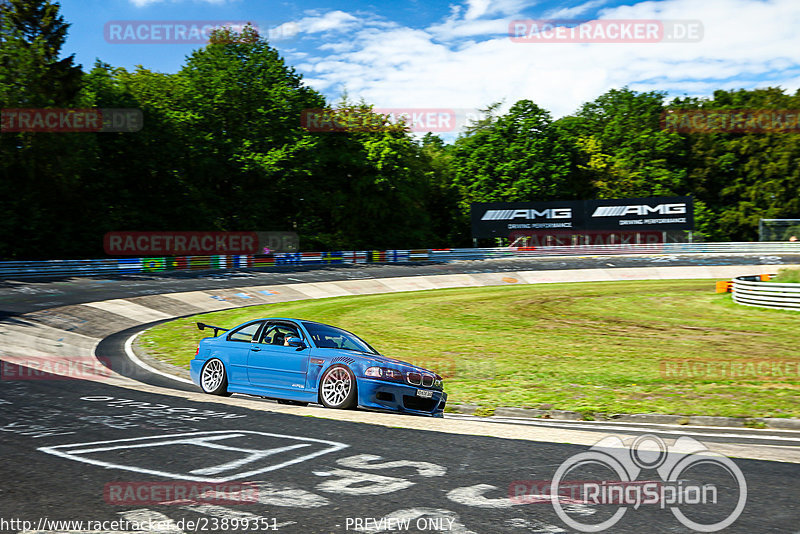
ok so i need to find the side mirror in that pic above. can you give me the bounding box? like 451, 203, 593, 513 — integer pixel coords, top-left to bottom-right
285, 337, 306, 349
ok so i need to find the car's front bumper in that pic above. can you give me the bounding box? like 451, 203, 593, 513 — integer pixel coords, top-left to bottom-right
357, 378, 446, 416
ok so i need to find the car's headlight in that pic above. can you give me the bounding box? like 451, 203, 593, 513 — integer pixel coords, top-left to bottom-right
365, 367, 381, 378
434, 378, 444, 389
365, 367, 403, 381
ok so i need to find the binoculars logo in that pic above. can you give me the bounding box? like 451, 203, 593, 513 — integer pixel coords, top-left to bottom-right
551, 434, 747, 532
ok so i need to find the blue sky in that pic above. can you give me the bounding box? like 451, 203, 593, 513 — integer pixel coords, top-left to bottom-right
58, 0, 800, 127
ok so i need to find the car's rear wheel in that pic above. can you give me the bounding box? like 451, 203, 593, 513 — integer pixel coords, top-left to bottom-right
319, 365, 357, 409
200, 358, 231, 396
277, 399, 309, 407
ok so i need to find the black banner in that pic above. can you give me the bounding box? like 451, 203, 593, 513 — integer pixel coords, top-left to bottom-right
585, 196, 693, 231
470, 200, 584, 239
471, 196, 693, 238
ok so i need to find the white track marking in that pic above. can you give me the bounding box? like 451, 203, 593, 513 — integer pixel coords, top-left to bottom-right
505, 517, 567, 533
447, 484, 515, 508
38, 431, 348, 483
249, 482, 330, 507
124, 331, 193, 384
336, 454, 447, 477
69, 433, 248, 454
444, 414, 800, 443
315, 468, 414, 495
189, 443, 311, 475
66, 433, 313, 475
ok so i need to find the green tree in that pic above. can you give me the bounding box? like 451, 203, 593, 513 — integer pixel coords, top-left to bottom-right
421, 133, 463, 246
674, 88, 800, 240
303, 99, 436, 249
1, 0, 81, 106
451, 99, 576, 211
178, 25, 326, 234
0, 0, 88, 259
79, 63, 206, 236
558, 87, 688, 199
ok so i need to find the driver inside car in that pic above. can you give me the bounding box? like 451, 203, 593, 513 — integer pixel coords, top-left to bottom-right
264, 326, 300, 346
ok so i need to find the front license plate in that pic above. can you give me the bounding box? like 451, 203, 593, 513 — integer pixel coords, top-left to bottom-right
417, 389, 434, 398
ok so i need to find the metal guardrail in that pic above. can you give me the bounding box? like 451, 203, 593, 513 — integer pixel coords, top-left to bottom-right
438, 242, 800, 260
732, 275, 800, 311
2, 242, 800, 280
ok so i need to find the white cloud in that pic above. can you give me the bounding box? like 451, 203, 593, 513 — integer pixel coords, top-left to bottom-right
547, 0, 612, 19
427, 0, 533, 40
288, 0, 800, 131
273, 10, 359, 37
426, 17, 511, 40
465, 0, 493, 20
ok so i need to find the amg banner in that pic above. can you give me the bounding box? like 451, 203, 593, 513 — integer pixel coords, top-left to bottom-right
471, 196, 693, 238
585, 196, 693, 231
471, 200, 583, 238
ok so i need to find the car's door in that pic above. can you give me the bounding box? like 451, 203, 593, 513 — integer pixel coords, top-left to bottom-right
246, 321, 310, 392
220, 320, 265, 386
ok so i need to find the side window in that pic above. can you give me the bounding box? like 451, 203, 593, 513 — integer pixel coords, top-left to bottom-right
261, 323, 302, 346
227, 321, 263, 343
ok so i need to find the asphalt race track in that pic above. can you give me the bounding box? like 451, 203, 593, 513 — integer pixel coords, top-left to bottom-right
2, 255, 800, 533
2, 378, 800, 534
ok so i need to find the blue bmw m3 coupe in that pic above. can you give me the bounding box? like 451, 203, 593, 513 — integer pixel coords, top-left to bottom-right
189, 318, 447, 416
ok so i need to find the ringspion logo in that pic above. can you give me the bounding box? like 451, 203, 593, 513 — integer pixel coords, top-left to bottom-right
548, 434, 746, 532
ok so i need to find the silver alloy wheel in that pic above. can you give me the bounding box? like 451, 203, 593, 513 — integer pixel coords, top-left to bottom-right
201, 359, 224, 392
321, 367, 352, 407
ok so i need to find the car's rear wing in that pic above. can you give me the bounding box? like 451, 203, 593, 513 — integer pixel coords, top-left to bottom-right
197, 322, 229, 337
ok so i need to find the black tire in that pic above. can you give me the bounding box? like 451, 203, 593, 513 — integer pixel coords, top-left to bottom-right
199, 358, 231, 396
318, 365, 358, 409
277, 399, 309, 407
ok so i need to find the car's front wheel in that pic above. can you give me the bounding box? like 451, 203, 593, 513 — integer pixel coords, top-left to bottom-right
200, 358, 231, 396
319, 365, 357, 409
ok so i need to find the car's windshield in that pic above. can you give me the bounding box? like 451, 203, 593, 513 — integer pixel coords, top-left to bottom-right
303, 322, 378, 354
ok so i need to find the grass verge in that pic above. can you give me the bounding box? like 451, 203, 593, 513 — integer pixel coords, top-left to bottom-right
773, 268, 800, 283
140, 280, 800, 418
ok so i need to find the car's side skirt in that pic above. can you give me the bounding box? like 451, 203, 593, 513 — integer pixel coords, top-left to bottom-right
226, 383, 318, 404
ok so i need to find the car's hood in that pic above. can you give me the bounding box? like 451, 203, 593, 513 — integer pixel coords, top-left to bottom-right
338, 350, 437, 375
360, 353, 436, 374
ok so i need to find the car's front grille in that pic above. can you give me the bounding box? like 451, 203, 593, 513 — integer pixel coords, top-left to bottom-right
403, 395, 437, 412
406, 372, 434, 387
